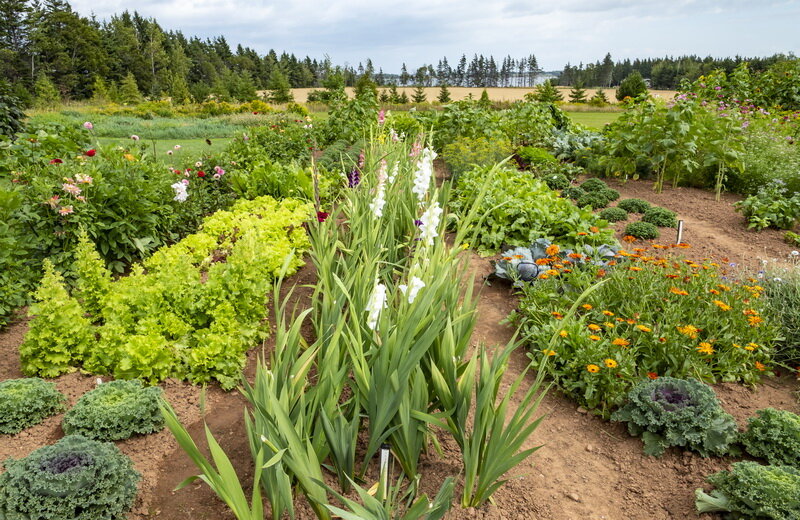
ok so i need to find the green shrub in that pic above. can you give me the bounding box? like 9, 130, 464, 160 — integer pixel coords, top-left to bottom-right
541, 172, 570, 191
612, 377, 738, 457
580, 178, 609, 192
598, 207, 628, 222
0, 378, 66, 434
224, 113, 315, 166
600, 188, 620, 201
642, 206, 678, 228
517, 146, 557, 169
576, 191, 611, 210
735, 181, 800, 230
62, 380, 164, 441
560, 186, 585, 200
742, 408, 800, 467
617, 198, 651, 213
762, 268, 800, 365
696, 462, 800, 520
441, 136, 512, 177
0, 79, 25, 137
624, 221, 659, 239
616, 72, 648, 101
0, 435, 140, 520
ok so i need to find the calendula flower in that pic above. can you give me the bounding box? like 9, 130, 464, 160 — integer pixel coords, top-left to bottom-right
611, 338, 630, 347
677, 324, 699, 339
577, 232, 588, 236
602, 310, 614, 316
709, 289, 720, 295
636, 325, 651, 332
712, 300, 731, 311
604, 358, 617, 368
604, 322, 615, 328
365, 280, 387, 331
629, 266, 642, 272
545, 244, 560, 256
588, 324, 602, 331
669, 287, 689, 296
398, 275, 425, 304
581, 304, 593, 310
647, 372, 659, 379
535, 258, 551, 265
717, 284, 731, 291
588, 335, 601, 341
623, 235, 636, 242
551, 311, 564, 319
538, 274, 549, 280
697, 342, 715, 355
123, 153, 135, 161
586, 364, 600, 373
748, 315, 764, 326
559, 330, 568, 338
755, 361, 766, 371
590, 226, 600, 233
542, 349, 557, 356
746, 342, 759, 350
546, 269, 559, 276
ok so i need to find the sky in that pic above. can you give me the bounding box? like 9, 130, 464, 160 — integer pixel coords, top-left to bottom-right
69, 0, 800, 72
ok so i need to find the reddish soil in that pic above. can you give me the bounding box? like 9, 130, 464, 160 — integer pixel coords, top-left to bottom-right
1, 179, 798, 520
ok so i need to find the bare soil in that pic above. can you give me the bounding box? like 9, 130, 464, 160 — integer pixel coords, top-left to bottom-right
1, 179, 798, 520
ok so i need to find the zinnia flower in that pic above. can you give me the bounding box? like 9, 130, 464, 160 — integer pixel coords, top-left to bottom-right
58, 205, 74, 215
49, 158, 63, 164
85, 149, 96, 157
83, 121, 93, 130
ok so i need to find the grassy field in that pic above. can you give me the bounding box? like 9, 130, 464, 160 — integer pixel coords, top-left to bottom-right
565, 111, 621, 129
98, 137, 230, 167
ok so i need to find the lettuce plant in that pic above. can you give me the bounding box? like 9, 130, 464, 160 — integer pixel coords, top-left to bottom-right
696, 462, 800, 520
0, 435, 140, 520
0, 378, 66, 434
612, 377, 738, 457
741, 408, 800, 467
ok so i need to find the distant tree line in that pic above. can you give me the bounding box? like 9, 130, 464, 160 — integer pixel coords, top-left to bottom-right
558, 53, 796, 90
393, 54, 543, 88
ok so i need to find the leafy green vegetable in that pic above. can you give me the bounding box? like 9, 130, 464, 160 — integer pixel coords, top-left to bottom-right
742, 408, 800, 467
0, 378, 66, 434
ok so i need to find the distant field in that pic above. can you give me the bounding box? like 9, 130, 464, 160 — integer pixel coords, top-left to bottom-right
98, 137, 230, 167
565, 111, 621, 129
287, 86, 677, 104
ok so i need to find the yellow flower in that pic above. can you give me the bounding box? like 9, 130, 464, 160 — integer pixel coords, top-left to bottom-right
546, 269, 559, 276
588, 335, 601, 341
586, 364, 600, 373
538, 274, 549, 280
559, 330, 568, 338
611, 338, 630, 347
587, 323, 602, 331
602, 310, 614, 316
636, 325, 652, 332
712, 300, 731, 311
669, 287, 689, 296
460, 242, 470, 250
746, 342, 759, 351
677, 324, 699, 339
542, 349, 557, 356
551, 311, 564, 320
697, 342, 715, 355
604, 358, 618, 368
604, 322, 615, 328
748, 315, 764, 326
581, 304, 593, 310
123, 153, 136, 161
629, 266, 643, 272
717, 284, 731, 291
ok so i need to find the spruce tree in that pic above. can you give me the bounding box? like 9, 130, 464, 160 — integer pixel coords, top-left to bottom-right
532, 80, 563, 103
437, 83, 452, 103
588, 89, 610, 107
119, 72, 142, 104
478, 88, 491, 107
168, 72, 191, 104
379, 89, 390, 103
91, 76, 110, 104
388, 84, 401, 104
267, 69, 293, 103
412, 85, 426, 103
569, 82, 587, 103
33, 74, 60, 109
398, 91, 409, 104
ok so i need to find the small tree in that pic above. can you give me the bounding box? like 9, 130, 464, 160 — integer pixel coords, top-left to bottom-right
588, 89, 610, 107
90, 76, 110, 104
379, 89, 390, 103
530, 80, 563, 103
437, 83, 452, 103
33, 74, 60, 109
616, 72, 648, 102
478, 88, 491, 107
0, 80, 25, 137
412, 85, 426, 103
354, 73, 378, 102
267, 69, 293, 104
168, 72, 191, 105
398, 91, 409, 104
388, 84, 401, 104
569, 82, 587, 103
119, 73, 143, 105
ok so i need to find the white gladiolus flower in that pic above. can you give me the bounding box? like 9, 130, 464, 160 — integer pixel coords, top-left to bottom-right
171, 181, 189, 202
412, 148, 437, 202
365, 280, 387, 330
388, 161, 399, 183
418, 201, 443, 246
398, 276, 425, 304
370, 160, 388, 218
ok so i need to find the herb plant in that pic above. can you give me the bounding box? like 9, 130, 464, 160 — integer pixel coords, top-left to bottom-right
617, 198, 651, 213
624, 221, 660, 239
576, 191, 611, 210
598, 207, 628, 222
642, 206, 678, 228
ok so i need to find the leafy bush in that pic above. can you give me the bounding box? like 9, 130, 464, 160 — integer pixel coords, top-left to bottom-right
598, 207, 628, 222
0, 435, 140, 520
441, 136, 512, 177
612, 377, 738, 456
580, 178, 609, 192
541, 172, 570, 191
22, 196, 312, 389
452, 165, 614, 253
560, 186, 585, 200
624, 221, 660, 240
642, 206, 678, 228
735, 181, 800, 230
0, 187, 36, 328
516, 146, 557, 169
0, 80, 25, 137
600, 188, 620, 201
62, 380, 164, 441
696, 462, 800, 520
514, 247, 777, 415
741, 408, 800, 467
576, 191, 611, 210
0, 378, 66, 434
224, 113, 314, 167
227, 159, 313, 200
762, 268, 800, 365
617, 198, 651, 213
616, 72, 648, 101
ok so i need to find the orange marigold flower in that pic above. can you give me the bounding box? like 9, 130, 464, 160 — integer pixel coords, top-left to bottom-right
636, 325, 652, 332
633, 248, 647, 253
590, 226, 600, 233
535, 258, 551, 265
665, 274, 680, 279
611, 338, 630, 347
709, 289, 720, 295
546, 269, 559, 276
581, 304, 593, 310
568, 253, 583, 259
577, 232, 588, 236
626, 319, 636, 325
647, 372, 659, 379
652, 244, 668, 249
748, 315, 764, 326
615, 317, 625, 322
669, 287, 689, 296
539, 274, 549, 280
677, 324, 699, 339
697, 342, 715, 355
602, 310, 614, 316
587, 324, 602, 331
623, 235, 636, 243
559, 330, 568, 338
588, 335, 601, 341
545, 244, 560, 256
742, 308, 758, 316
712, 300, 732, 311
604, 358, 618, 368
587, 364, 600, 373
755, 361, 766, 371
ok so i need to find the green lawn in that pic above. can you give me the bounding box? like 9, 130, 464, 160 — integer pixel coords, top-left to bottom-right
98, 137, 231, 167
565, 111, 621, 130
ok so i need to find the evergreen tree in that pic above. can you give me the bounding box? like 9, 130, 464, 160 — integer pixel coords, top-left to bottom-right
33, 73, 60, 108
267, 69, 293, 103
388, 83, 401, 104
616, 71, 648, 101
0, 79, 25, 137
378, 89, 390, 103
569, 82, 587, 103
478, 88, 491, 107
437, 83, 451, 103
168, 71, 191, 104
119, 72, 142, 104
411, 85, 426, 103
397, 90, 409, 104
354, 72, 378, 102
90, 76, 110, 104
588, 89, 610, 106
399, 63, 410, 86
531, 80, 563, 103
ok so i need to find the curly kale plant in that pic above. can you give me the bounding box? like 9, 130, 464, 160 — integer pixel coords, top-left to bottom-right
741, 408, 800, 467
624, 221, 660, 240
0, 378, 66, 434
62, 380, 164, 441
0, 435, 140, 520
696, 462, 800, 520
642, 206, 678, 228
598, 207, 628, 222
617, 198, 651, 214
611, 377, 738, 457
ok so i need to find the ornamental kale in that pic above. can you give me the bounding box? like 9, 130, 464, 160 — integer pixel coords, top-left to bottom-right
0, 378, 66, 434
611, 377, 738, 457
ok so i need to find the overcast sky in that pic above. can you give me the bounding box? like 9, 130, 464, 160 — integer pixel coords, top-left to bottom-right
70, 0, 799, 71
